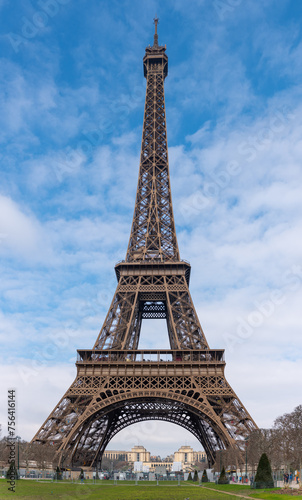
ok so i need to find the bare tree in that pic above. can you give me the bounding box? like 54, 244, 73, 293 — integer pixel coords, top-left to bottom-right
247, 405, 302, 472
273, 405, 302, 470
0, 438, 10, 465
26, 442, 57, 470
248, 429, 282, 472
101, 457, 129, 471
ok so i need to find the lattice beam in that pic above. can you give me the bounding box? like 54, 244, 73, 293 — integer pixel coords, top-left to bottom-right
126, 39, 179, 263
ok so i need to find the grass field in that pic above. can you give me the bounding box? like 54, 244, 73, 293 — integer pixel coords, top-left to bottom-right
0, 479, 300, 500
203, 484, 302, 500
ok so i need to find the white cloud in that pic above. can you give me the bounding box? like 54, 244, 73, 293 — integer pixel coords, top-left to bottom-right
0, 363, 76, 441
0, 195, 48, 261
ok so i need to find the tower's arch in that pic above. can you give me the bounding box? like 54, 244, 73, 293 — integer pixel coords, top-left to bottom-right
57, 393, 236, 467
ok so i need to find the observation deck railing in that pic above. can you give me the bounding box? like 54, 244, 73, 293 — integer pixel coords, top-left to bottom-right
76, 349, 225, 364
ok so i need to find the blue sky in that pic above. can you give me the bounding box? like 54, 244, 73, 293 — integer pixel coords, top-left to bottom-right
1, 0, 302, 457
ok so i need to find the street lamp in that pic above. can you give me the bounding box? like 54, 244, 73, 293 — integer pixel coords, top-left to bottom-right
61, 454, 65, 480
16, 436, 21, 479
95, 459, 99, 482
244, 437, 249, 481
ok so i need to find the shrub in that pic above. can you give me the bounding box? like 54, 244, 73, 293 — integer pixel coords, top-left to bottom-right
202, 469, 209, 483
187, 472, 193, 481
193, 469, 199, 482
218, 466, 228, 484
253, 453, 274, 489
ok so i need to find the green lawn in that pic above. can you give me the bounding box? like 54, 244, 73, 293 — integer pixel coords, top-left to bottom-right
0, 479, 300, 500
202, 483, 302, 500
250, 492, 302, 500
0, 479, 238, 500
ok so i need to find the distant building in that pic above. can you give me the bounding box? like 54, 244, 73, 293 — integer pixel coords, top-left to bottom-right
102, 450, 130, 461
154, 464, 168, 475
103, 444, 206, 472
174, 446, 206, 470
103, 445, 150, 463
146, 461, 172, 472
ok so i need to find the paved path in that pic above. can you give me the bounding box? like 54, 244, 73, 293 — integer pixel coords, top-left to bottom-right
200, 485, 259, 500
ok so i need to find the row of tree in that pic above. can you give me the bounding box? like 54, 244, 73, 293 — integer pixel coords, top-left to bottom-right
187, 469, 209, 482
248, 404, 302, 470
213, 405, 302, 473
0, 439, 58, 470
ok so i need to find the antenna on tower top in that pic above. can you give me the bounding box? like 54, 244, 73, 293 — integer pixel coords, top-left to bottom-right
153, 16, 159, 47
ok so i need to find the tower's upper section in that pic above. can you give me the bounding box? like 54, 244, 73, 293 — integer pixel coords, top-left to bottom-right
143, 17, 168, 79
126, 20, 180, 263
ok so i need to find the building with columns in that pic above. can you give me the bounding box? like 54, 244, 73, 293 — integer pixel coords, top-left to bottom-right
173, 446, 206, 468
103, 445, 150, 463
103, 445, 206, 471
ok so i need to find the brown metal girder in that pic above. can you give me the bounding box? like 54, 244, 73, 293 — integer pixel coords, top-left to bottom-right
57, 394, 236, 467
120, 277, 141, 350
126, 64, 179, 263
57, 389, 237, 459
115, 261, 191, 284
98, 402, 218, 466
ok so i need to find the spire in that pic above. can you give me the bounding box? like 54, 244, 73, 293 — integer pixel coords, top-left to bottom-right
153, 16, 159, 47
126, 30, 178, 262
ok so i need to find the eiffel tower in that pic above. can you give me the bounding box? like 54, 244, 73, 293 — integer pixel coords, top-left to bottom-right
32, 19, 257, 468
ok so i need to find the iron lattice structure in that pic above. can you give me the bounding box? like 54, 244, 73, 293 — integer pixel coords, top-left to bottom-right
32, 20, 257, 468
